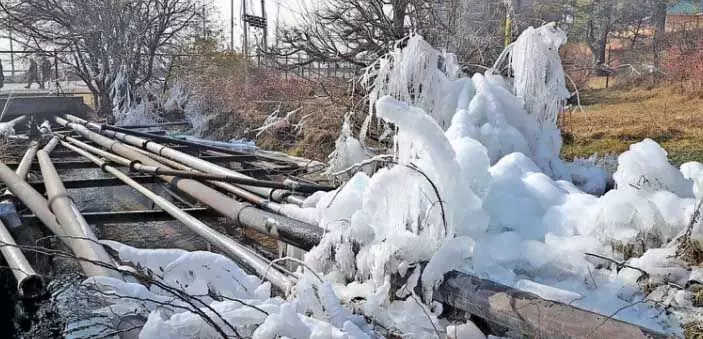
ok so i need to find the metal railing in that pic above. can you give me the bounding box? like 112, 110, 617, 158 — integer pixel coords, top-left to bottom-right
1, 49, 369, 96
246, 54, 370, 80
0, 50, 83, 94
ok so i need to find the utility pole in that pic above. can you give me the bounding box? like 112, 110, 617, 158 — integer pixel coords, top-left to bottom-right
201, 2, 207, 39
274, 0, 280, 48
260, 0, 267, 49
242, 0, 248, 58
230, 0, 235, 50
9, 26, 15, 78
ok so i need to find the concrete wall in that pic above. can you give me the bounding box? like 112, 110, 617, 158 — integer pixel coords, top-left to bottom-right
0, 95, 88, 122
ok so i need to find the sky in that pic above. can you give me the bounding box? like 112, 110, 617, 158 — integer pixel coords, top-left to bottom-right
0, 0, 316, 69
208, 0, 315, 49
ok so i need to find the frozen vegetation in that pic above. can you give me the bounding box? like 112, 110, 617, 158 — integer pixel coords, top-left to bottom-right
76, 23, 703, 338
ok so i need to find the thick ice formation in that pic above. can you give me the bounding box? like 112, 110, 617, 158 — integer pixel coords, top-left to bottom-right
362, 35, 462, 134
83, 242, 408, 339
305, 97, 694, 333
614, 138, 694, 198
324, 114, 369, 177
0, 122, 16, 140
304, 24, 701, 335
505, 22, 570, 126
81, 23, 701, 338
348, 27, 606, 194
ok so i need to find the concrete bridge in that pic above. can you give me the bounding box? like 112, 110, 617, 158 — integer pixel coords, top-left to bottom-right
0, 93, 89, 122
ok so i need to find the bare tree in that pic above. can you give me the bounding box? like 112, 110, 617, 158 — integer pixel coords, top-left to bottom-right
270, 0, 568, 70
268, 0, 411, 67
0, 0, 204, 117
651, 0, 667, 69
581, 0, 652, 70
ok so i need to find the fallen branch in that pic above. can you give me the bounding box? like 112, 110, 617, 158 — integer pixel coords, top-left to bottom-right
434, 270, 666, 339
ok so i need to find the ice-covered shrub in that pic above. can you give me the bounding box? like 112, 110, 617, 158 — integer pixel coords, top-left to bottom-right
351, 24, 607, 193
301, 24, 701, 334
324, 114, 370, 177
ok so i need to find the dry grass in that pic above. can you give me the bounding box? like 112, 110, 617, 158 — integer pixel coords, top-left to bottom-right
680, 238, 703, 267
176, 50, 354, 161
561, 87, 703, 166
684, 321, 703, 339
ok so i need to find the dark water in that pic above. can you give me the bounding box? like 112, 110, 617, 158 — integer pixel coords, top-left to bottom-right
0, 256, 65, 338
0, 263, 18, 337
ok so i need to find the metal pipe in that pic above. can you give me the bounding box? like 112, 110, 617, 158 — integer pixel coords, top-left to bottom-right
60, 140, 294, 292
36, 143, 119, 278
131, 164, 334, 193
42, 136, 60, 153
2, 140, 40, 197
122, 143, 292, 215
0, 141, 41, 228
121, 145, 288, 213
63, 114, 307, 205
59, 135, 332, 193
0, 219, 44, 298
129, 145, 192, 169
57, 117, 323, 251
435, 271, 667, 339
62, 136, 131, 166
0, 142, 45, 297
0, 161, 69, 244
117, 121, 191, 129
108, 127, 307, 205
39, 120, 52, 134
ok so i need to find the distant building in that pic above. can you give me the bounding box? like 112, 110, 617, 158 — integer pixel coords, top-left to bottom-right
666, 0, 703, 32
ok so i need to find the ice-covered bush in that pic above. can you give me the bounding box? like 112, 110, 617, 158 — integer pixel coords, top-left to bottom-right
347, 23, 607, 194
80, 23, 703, 338
304, 23, 701, 335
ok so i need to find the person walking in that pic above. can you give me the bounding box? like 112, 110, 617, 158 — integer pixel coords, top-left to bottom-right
24, 56, 41, 89
40, 56, 52, 89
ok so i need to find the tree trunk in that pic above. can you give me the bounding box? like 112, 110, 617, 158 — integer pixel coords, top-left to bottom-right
630, 19, 642, 50
652, 0, 667, 69
588, 0, 613, 76
97, 89, 113, 123
596, 26, 609, 66
391, 0, 408, 38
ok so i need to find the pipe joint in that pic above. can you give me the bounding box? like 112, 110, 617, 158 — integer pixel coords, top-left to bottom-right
128, 160, 142, 172
108, 141, 121, 153
269, 189, 291, 202
99, 162, 110, 173
47, 193, 75, 214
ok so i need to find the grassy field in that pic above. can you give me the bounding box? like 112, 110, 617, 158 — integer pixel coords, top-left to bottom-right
561, 87, 703, 166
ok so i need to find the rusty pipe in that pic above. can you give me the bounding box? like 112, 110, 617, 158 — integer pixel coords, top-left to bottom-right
60, 140, 294, 292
